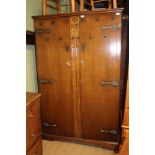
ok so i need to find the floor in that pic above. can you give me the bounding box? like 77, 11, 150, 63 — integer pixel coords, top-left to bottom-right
43, 140, 119, 155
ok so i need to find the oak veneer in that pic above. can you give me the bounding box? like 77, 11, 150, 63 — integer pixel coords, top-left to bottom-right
79, 13, 121, 142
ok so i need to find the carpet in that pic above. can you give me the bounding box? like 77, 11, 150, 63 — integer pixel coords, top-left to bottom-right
42, 140, 118, 155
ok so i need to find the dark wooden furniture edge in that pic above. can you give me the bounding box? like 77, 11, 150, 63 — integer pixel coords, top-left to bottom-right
32, 8, 123, 19
26, 31, 35, 45
42, 134, 119, 150
122, 125, 129, 129
26, 136, 42, 153
26, 92, 41, 109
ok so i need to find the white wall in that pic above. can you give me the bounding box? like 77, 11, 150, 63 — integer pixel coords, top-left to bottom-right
26, 0, 42, 92
26, 45, 38, 92
26, 0, 42, 31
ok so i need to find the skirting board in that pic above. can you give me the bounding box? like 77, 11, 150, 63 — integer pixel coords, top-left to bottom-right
42, 133, 119, 151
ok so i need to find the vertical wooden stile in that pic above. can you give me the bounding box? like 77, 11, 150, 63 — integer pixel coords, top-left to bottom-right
90, 0, 95, 10
113, 0, 117, 8
56, 0, 61, 14
108, 0, 112, 9
70, 16, 81, 138
71, 0, 76, 12
80, 0, 84, 11
75, 16, 82, 139
43, 0, 47, 15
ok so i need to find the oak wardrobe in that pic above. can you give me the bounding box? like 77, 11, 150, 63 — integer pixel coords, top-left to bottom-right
33, 9, 123, 150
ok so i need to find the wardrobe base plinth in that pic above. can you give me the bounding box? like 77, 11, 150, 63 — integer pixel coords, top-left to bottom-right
42, 133, 119, 151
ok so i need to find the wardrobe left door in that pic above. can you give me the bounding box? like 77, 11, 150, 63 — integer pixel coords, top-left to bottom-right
34, 17, 74, 137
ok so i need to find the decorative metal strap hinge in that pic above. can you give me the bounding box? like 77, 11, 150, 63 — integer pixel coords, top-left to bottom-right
100, 129, 117, 135
100, 24, 121, 31
43, 122, 57, 128
39, 79, 55, 84
35, 29, 51, 34
100, 80, 119, 87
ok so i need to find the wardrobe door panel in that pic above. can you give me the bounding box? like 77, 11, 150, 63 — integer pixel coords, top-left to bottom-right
79, 13, 121, 142
35, 17, 74, 137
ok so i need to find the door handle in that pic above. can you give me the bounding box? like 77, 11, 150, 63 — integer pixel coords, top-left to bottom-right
100, 80, 118, 87
39, 79, 55, 84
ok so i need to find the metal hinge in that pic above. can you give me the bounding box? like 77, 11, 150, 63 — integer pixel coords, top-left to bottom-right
100, 80, 119, 87
100, 129, 117, 135
39, 79, 55, 84
35, 29, 51, 34
43, 122, 57, 128
100, 24, 121, 31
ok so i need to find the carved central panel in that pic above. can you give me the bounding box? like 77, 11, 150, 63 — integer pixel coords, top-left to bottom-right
70, 16, 79, 48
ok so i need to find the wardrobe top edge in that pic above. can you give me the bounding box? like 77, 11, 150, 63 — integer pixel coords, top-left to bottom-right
32, 8, 123, 19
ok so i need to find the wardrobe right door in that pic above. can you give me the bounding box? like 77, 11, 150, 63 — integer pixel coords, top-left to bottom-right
79, 12, 122, 142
